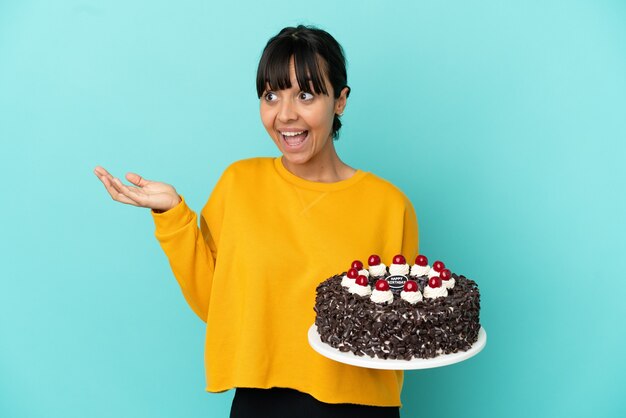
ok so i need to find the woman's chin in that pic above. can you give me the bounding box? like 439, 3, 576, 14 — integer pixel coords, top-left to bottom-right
278, 139, 312, 164
280, 153, 311, 168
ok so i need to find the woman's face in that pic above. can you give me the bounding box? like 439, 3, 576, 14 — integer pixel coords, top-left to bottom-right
260, 57, 347, 173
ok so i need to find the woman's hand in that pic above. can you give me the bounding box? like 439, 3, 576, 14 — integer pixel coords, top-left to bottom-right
93, 166, 181, 212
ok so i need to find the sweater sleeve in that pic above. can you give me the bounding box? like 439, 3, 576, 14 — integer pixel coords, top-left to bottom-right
151, 168, 231, 322
151, 195, 214, 322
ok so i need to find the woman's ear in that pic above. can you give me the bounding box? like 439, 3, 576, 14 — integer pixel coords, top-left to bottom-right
335, 86, 350, 115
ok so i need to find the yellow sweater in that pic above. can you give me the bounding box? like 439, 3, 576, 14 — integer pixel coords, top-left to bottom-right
152, 157, 418, 406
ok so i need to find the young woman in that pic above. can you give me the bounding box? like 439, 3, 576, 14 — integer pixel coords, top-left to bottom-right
94, 25, 417, 418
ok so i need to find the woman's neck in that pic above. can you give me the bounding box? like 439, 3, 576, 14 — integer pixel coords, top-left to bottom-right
281, 150, 356, 183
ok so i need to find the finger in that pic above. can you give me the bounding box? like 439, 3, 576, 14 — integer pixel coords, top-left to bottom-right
97, 175, 138, 206
113, 177, 140, 196
107, 177, 144, 206
105, 176, 132, 200
94, 167, 116, 186
95, 170, 144, 207
112, 177, 147, 205
125, 172, 149, 187
112, 191, 141, 206
96, 173, 119, 198
94, 166, 116, 181
94, 166, 110, 176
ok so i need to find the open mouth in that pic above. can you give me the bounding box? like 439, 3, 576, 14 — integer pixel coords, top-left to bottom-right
280, 130, 309, 148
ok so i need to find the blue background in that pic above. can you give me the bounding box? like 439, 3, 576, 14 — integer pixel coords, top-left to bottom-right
1, 1, 625, 417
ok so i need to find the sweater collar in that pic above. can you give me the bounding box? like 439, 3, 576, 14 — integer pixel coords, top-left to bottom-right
273, 157, 368, 191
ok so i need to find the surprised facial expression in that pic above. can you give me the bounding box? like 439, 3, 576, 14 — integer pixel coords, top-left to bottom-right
259, 57, 346, 171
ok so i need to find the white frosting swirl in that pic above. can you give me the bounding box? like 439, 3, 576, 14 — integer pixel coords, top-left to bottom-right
348, 282, 372, 297
370, 289, 394, 304
401, 290, 423, 304
358, 269, 370, 277
424, 285, 448, 299
389, 263, 409, 276
369, 263, 387, 277
410, 264, 430, 277
341, 275, 356, 288
428, 269, 441, 279
442, 277, 456, 290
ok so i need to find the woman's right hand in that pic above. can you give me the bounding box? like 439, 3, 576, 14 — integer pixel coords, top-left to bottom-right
93, 166, 181, 212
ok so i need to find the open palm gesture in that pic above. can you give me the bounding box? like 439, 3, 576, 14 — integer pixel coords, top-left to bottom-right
94, 166, 181, 212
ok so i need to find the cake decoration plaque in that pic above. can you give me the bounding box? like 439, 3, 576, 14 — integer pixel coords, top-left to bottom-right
386, 275, 408, 294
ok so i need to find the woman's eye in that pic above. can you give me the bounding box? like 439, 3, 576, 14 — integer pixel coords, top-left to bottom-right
264, 92, 277, 102
299, 92, 314, 101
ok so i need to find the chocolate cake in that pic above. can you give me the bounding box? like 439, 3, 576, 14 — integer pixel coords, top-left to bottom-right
314, 255, 481, 360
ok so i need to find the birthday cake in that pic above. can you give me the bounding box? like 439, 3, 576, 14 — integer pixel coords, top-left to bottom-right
314, 254, 481, 360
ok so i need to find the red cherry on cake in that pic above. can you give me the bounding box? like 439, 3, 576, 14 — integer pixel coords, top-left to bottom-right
347, 268, 359, 279
403, 280, 418, 292
392, 254, 406, 264
433, 260, 445, 272
351, 260, 363, 270
356, 275, 369, 286
375, 279, 390, 291
368, 254, 381, 266
440, 269, 452, 280
415, 255, 428, 266
429, 276, 442, 288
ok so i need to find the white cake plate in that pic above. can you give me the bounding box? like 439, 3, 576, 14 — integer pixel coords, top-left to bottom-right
308, 324, 486, 370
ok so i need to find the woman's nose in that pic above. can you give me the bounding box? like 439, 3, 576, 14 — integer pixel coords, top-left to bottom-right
277, 99, 298, 122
